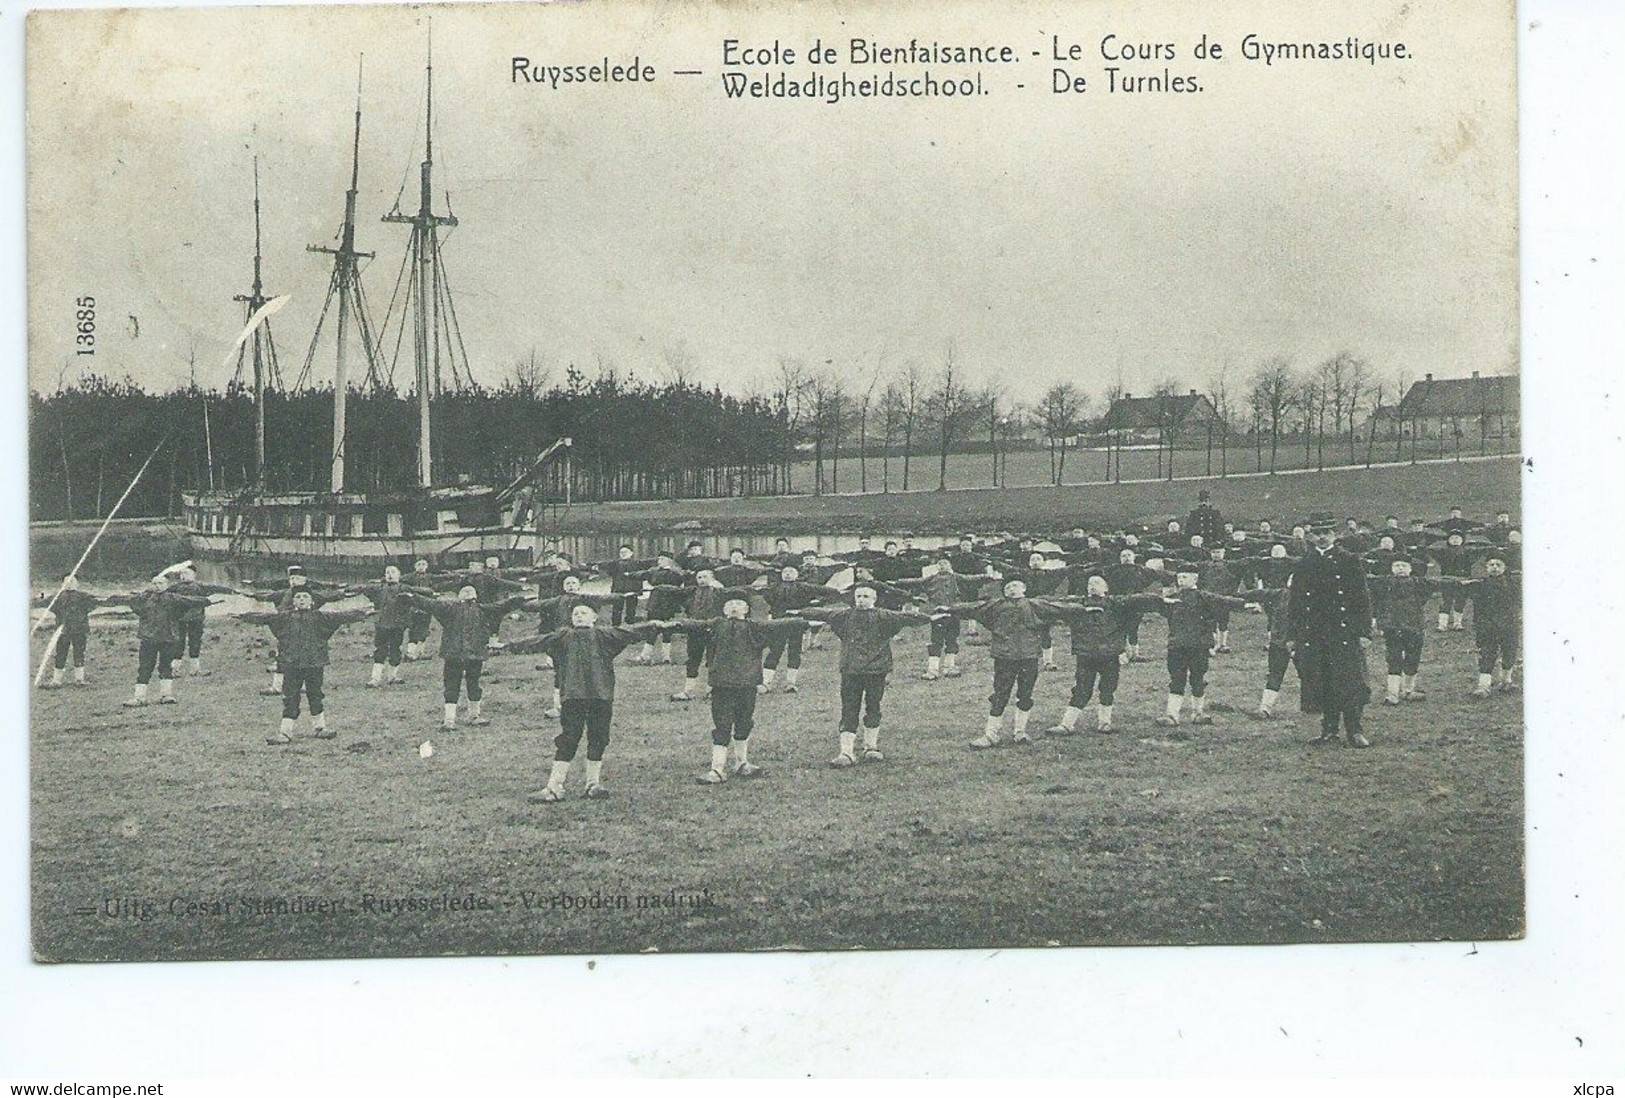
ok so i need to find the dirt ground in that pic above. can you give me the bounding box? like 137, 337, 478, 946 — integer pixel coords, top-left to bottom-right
30, 589, 1523, 962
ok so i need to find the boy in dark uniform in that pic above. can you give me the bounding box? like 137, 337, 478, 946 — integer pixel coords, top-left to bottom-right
1147, 569, 1257, 736
674, 597, 808, 784
163, 565, 236, 677
402, 587, 529, 730
1456, 555, 1522, 696
1039, 574, 1164, 734
797, 587, 936, 766
895, 558, 976, 680
118, 576, 216, 708
1368, 558, 1446, 704
237, 592, 371, 744
510, 604, 670, 802
34, 577, 104, 688
350, 564, 435, 687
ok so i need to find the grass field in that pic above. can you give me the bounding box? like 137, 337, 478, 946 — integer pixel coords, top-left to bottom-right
30, 591, 1523, 962
785, 439, 1515, 498
561, 456, 1521, 535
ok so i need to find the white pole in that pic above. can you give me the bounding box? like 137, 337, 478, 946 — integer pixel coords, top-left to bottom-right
32, 433, 169, 635
33, 626, 63, 687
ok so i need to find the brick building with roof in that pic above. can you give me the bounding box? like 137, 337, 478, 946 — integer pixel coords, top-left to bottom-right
1367, 371, 1520, 441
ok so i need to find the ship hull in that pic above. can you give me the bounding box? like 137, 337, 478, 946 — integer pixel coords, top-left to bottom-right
181, 488, 538, 570
184, 529, 534, 568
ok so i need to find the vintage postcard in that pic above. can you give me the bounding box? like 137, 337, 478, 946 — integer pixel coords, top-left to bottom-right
26, 0, 1520, 964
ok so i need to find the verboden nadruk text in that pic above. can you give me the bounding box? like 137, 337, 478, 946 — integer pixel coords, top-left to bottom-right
510, 33, 1410, 90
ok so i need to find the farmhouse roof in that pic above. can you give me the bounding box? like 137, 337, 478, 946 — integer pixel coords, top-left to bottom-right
1102, 391, 1216, 431
1397, 373, 1520, 418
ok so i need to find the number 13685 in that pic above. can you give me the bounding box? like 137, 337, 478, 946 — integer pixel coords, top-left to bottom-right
75, 295, 96, 354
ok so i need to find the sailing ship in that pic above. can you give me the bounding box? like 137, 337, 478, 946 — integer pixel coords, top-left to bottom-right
181, 48, 567, 568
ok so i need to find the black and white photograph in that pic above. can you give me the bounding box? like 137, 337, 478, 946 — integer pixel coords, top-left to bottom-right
21, 0, 1531, 966
9, 0, 1625, 1085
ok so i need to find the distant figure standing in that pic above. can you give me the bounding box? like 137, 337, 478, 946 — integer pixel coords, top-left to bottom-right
1288, 525, 1374, 748
404, 587, 528, 730
237, 592, 371, 745
1184, 489, 1226, 548
34, 577, 103, 688
163, 566, 235, 677
118, 576, 214, 708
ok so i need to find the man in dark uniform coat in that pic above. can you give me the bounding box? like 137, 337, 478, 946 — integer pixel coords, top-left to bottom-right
1288, 524, 1374, 747
1185, 489, 1227, 548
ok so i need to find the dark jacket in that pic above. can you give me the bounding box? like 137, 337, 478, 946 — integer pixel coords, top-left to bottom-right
168, 580, 234, 624
868, 555, 925, 583
407, 594, 524, 661
239, 607, 368, 669
245, 582, 339, 613
354, 582, 434, 631
1197, 560, 1240, 595
798, 606, 930, 675
431, 571, 528, 604
1101, 562, 1162, 597
525, 591, 621, 631
675, 616, 808, 688
602, 557, 654, 595
1369, 575, 1443, 634
1288, 546, 1373, 712
1256, 587, 1292, 645
715, 563, 768, 588
514, 623, 656, 700
940, 597, 1065, 661
636, 566, 694, 619
1042, 594, 1165, 659
35, 589, 101, 635
763, 580, 835, 615
895, 570, 970, 606
129, 590, 211, 645
1430, 544, 1481, 578
1246, 556, 1299, 589
1459, 574, 1521, 635
1288, 547, 1373, 646
1185, 502, 1227, 546
1151, 590, 1251, 648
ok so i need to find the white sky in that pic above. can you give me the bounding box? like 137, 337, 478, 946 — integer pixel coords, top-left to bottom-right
26, 0, 1517, 406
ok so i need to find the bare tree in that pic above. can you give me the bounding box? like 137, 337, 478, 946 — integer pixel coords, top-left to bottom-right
855, 355, 886, 494
1250, 356, 1296, 474
513, 349, 553, 395
1296, 369, 1323, 467
1316, 350, 1369, 465
659, 340, 702, 386
1344, 355, 1370, 462
805, 371, 842, 495
1102, 377, 1125, 483
899, 360, 923, 491
983, 382, 1004, 488
1364, 380, 1387, 468
929, 342, 968, 492
1152, 377, 1181, 481
996, 401, 1027, 487
879, 381, 904, 493
773, 357, 809, 493
1039, 381, 1084, 485
827, 371, 847, 493
1207, 361, 1233, 477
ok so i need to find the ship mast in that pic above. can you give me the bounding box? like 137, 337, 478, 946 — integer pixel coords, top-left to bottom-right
305, 56, 383, 494
231, 156, 284, 485
384, 30, 460, 490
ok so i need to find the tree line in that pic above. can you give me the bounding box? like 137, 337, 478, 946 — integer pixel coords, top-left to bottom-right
30, 349, 1516, 521
28, 370, 789, 522
768, 347, 1517, 494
